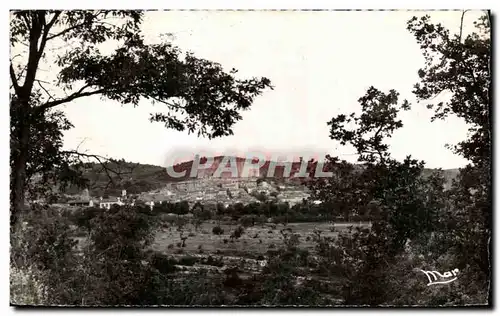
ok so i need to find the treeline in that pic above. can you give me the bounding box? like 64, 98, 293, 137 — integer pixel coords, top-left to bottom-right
148, 199, 373, 223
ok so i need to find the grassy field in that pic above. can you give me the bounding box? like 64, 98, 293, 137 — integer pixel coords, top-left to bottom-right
151, 221, 372, 257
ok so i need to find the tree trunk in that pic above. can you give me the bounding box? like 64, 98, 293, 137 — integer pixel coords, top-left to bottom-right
10, 103, 31, 227
10, 13, 43, 227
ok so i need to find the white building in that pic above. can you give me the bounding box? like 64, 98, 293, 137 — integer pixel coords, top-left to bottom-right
99, 197, 125, 210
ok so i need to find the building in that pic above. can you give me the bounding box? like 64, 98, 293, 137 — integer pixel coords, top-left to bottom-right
99, 197, 125, 210
67, 188, 94, 207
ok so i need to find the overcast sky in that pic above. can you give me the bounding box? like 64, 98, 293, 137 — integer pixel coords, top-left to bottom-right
57, 10, 487, 169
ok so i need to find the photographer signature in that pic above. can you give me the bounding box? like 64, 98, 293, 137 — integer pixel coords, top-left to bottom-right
419, 268, 459, 286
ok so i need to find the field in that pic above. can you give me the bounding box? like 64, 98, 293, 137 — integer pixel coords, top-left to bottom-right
73, 219, 372, 277
151, 221, 372, 259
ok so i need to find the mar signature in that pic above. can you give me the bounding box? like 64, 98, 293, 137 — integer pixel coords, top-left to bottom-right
419, 268, 459, 286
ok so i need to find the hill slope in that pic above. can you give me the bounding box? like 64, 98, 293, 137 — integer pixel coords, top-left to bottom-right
65, 157, 460, 197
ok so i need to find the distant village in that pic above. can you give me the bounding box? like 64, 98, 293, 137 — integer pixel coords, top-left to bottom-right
63, 176, 312, 211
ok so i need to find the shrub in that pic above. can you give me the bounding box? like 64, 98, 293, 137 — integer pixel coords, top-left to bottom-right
231, 226, 245, 239
10, 266, 48, 305
149, 252, 177, 274
212, 226, 224, 235
179, 256, 198, 266
11, 207, 78, 272
240, 215, 255, 227
204, 256, 224, 267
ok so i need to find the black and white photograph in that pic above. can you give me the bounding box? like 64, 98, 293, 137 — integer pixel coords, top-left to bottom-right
8, 7, 492, 307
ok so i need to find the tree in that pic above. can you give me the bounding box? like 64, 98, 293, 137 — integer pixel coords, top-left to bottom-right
309, 157, 366, 221
407, 13, 490, 168
407, 12, 491, 279
312, 87, 413, 222
327, 87, 410, 164
308, 12, 491, 305
308, 84, 451, 305
9, 10, 272, 225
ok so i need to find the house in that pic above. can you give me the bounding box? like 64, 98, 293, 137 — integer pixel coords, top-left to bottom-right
99, 197, 125, 210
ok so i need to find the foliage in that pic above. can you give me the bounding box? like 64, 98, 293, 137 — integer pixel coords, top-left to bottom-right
327, 87, 410, 164
152, 200, 190, 215
212, 226, 224, 235
10, 266, 49, 306
230, 226, 245, 239
407, 14, 490, 167
72, 207, 102, 233
9, 10, 272, 224
305, 12, 491, 306
11, 206, 78, 272
10, 205, 82, 305
407, 12, 491, 281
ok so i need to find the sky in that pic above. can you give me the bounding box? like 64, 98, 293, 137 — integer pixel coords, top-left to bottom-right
54, 10, 487, 169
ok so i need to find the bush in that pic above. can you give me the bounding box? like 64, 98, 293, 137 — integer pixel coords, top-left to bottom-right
240, 215, 255, 227
212, 226, 224, 235
10, 266, 48, 305
150, 252, 177, 274
179, 256, 198, 266
11, 206, 78, 272
231, 226, 245, 239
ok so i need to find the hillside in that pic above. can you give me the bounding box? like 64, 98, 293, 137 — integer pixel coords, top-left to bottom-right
64, 160, 169, 197
65, 157, 460, 198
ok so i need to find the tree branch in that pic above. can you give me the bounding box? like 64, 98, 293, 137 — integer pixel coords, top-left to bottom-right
35, 86, 107, 113
62, 150, 131, 191
46, 11, 101, 41
150, 96, 186, 110
10, 64, 20, 95
459, 10, 469, 44
36, 79, 55, 101
35, 11, 60, 62
20, 12, 43, 98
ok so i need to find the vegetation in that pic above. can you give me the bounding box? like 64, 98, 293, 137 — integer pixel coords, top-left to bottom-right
9, 10, 272, 226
